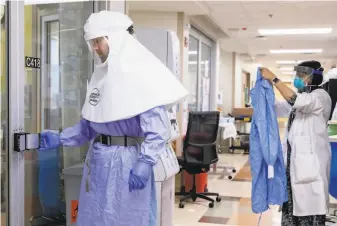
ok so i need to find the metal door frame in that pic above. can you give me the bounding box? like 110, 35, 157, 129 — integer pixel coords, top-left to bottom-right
7, 1, 125, 225
8, 2, 25, 226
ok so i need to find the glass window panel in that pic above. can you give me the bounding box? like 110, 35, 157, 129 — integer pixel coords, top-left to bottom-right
200, 43, 211, 111
187, 35, 199, 112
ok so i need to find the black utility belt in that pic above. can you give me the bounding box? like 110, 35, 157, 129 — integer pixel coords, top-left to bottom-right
94, 135, 145, 147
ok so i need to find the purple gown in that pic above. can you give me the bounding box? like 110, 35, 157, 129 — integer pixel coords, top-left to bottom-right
60, 106, 170, 226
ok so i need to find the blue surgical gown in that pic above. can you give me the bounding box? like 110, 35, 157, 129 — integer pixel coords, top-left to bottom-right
60, 106, 170, 226
249, 69, 288, 213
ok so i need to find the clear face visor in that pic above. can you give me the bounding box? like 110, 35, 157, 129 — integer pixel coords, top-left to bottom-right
87, 36, 110, 65
293, 65, 322, 79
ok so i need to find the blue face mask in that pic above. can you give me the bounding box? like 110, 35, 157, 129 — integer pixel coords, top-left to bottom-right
294, 77, 305, 89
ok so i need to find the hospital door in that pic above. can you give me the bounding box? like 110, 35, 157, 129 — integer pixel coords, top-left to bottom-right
7, 1, 110, 225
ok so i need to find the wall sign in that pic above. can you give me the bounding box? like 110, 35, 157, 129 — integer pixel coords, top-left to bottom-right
25, 56, 41, 69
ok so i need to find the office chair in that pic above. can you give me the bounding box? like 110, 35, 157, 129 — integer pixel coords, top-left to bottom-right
175, 111, 222, 209
30, 148, 66, 226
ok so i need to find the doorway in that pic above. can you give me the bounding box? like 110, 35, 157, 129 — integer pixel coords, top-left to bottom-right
6, 1, 111, 225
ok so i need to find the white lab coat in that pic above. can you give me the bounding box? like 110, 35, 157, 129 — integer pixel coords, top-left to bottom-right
275, 88, 332, 217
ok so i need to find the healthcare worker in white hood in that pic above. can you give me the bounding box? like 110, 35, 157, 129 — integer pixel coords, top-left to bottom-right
38, 11, 188, 226
260, 60, 331, 226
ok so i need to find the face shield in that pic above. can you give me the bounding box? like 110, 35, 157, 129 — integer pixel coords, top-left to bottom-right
87, 36, 110, 66
292, 65, 323, 92
294, 65, 322, 78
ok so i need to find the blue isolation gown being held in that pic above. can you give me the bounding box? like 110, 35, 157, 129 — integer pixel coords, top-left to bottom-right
249, 68, 288, 214
40, 11, 188, 226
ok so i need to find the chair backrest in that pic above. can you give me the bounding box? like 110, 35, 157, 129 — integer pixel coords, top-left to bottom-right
183, 111, 220, 166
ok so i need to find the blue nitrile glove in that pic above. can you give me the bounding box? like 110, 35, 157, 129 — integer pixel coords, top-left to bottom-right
39, 131, 61, 151
128, 160, 152, 192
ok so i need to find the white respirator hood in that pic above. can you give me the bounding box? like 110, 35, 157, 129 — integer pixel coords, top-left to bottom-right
81, 11, 188, 123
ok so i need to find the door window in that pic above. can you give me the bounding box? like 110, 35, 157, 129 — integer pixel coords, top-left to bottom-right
187, 35, 199, 111
200, 43, 211, 111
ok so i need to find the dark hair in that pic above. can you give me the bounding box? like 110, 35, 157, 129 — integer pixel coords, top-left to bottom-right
297, 60, 324, 86
127, 25, 134, 35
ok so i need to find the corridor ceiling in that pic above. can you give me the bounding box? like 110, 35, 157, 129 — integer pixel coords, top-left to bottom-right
129, 1, 337, 74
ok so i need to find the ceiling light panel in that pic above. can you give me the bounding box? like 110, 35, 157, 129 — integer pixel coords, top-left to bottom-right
270, 49, 323, 54
258, 28, 332, 36
282, 72, 294, 75
276, 61, 304, 64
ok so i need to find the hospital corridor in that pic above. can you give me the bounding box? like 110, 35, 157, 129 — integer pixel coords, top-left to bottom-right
3, 1, 337, 226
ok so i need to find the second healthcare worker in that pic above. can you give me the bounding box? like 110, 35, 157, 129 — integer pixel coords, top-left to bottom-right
261, 60, 331, 226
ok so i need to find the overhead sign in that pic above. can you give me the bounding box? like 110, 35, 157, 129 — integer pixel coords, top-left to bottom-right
25, 56, 40, 69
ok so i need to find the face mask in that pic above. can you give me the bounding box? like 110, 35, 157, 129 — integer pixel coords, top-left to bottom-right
294, 77, 305, 89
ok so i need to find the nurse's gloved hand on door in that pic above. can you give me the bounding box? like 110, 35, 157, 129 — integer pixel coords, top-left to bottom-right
128, 160, 152, 192
39, 131, 61, 151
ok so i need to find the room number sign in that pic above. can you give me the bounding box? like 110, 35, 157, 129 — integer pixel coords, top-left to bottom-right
25, 56, 41, 69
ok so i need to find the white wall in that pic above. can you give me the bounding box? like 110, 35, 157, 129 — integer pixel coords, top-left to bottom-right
242, 63, 259, 83
189, 15, 226, 42
234, 54, 243, 108
233, 60, 261, 108
128, 11, 178, 33
218, 51, 233, 114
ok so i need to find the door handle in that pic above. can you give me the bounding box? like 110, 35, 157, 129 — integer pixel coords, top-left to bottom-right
13, 133, 41, 152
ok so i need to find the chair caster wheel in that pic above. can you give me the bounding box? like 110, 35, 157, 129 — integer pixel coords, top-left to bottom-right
216, 196, 221, 202
179, 202, 185, 208
232, 169, 236, 173
228, 175, 233, 180
192, 197, 197, 202
209, 202, 214, 208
